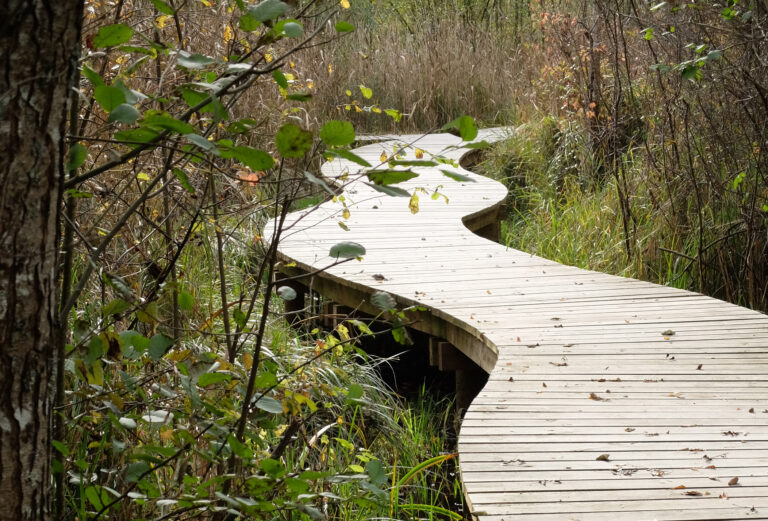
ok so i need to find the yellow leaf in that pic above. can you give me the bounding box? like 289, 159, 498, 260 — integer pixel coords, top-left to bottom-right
337, 324, 350, 340
342, 208, 350, 220
415, 148, 424, 159
340, 0, 350, 8
223, 25, 233, 42
160, 428, 174, 442
380, 151, 388, 163
155, 15, 170, 29
345, 89, 352, 96
328, 63, 333, 74
371, 106, 382, 114
137, 172, 151, 181
354, 105, 362, 112
265, 52, 273, 63
289, 61, 295, 68
408, 193, 419, 214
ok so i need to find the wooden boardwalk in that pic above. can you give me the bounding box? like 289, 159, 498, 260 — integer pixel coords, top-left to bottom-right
269, 129, 768, 520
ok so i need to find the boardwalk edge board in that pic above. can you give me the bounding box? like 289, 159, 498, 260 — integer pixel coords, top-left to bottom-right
265, 128, 768, 520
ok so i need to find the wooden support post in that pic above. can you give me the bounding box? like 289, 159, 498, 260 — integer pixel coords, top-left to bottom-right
273, 272, 306, 326
332, 303, 355, 329
428, 338, 487, 416
475, 219, 501, 243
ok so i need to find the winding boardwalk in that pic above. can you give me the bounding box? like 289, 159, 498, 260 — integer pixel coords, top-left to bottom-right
269, 130, 768, 520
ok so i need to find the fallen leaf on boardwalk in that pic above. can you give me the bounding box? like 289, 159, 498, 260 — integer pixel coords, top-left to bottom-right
719, 493, 728, 499
372, 274, 387, 281
542, 382, 547, 387
549, 361, 568, 367
652, 469, 666, 476
662, 329, 675, 336
705, 465, 716, 469
728, 477, 739, 486
625, 427, 635, 432
685, 491, 703, 496
589, 392, 606, 401
596, 454, 610, 461
673, 485, 686, 489
697, 364, 703, 370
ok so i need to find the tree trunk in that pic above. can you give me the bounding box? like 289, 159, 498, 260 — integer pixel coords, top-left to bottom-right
0, 2, 83, 520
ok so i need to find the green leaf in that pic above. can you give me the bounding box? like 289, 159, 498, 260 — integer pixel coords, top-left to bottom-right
276, 19, 302, 38
320, 120, 355, 147
384, 109, 402, 122
93, 24, 134, 48
334, 21, 355, 33
177, 51, 216, 69
126, 461, 151, 483
681, 64, 701, 81
103, 299, 131, 316
303, 170, 334, 195
148, 334, 173, 361
108, 103, 140, 124
94, 86, 127, 113
276, 123, 313, 158
67, 143, 87, 172
82, 65, 105, 88
347, 383, 363, 401
273, 70, 289, 89
277, 286, 297, 301
440, 169, 475, 182
324, 148, 371, 167
286, 92, 312, 102
329, 241, 366, 259
365, 460, 387, 487
173, 168, 195, 193
248, 0, 289, 22
119, 331, 150, 353
84, 337, 104, 366
221, 145, 275, 171
642, 27, 654, 41
113, 78, 146, 104
371, 291, 396, 311
198, 372, 232, 387
259, 458, 285, 478
141, 112, 195, 134
366, 170, 418, 185
177, 291, 195, 310
388, 159, 438, 167
239, 12, 261, 32
185, 134, 218, 154
228, 434, 253, 459
364, 182, 410, 197
233, 308, 247, 328
442, 115, 478, 141
359, 85, 373, 99
149, 0, 175, 15
462, 140, 491, 149
52, 440, 71, 457
227, 118, 259, 134
253, 395, 284, 414
84, 486, 111, 511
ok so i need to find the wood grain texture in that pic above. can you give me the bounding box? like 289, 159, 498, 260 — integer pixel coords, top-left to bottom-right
266, 128, 768, 520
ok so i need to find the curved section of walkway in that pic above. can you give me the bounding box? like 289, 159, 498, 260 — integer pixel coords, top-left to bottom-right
268, 130, 768, 520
